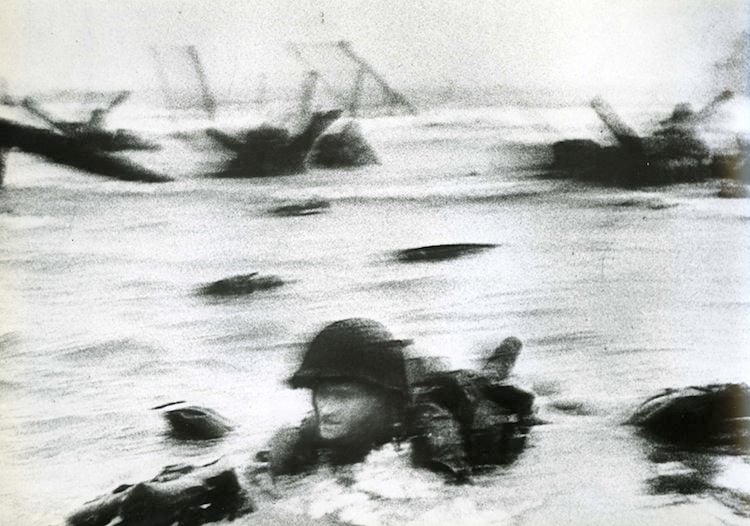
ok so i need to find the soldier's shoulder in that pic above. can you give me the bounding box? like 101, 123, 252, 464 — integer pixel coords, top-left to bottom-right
266, 417, 318, 476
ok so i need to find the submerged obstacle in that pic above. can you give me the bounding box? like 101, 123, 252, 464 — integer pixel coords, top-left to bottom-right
395, 243, 497, 263
550, 92, 746, 187
67, 461, 251, 526
628, 383, 750, 450
288, 40, 417, 169
21, 95, 159, 152
310, 120, 379, 167
156, 403, 234, 440
199, 273, 285, 296
0, 118, 172, 183
207, 110, 342, 178
269, 199, 331, 217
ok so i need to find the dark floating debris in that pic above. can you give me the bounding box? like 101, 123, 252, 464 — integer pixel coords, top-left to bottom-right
160, 404, 234, 440
0, 118, 172, 183
66, 460, 251, 526
395, 243, 497, 263
199, 273, 285, 297
270, 199, 331, 217
627, 383, 750, 450
21, 93, 160, 152
207, 109, 342, 178
310, 120, 379, 168
551, 91, 746, 187
549, 399, 597, 416
596, 197, 678, 210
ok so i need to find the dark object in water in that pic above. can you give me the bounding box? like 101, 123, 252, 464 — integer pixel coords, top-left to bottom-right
200, 273, 285, 297
601, 197, 677, 210
0, 118, 172, 183
309, 120, 379, 168
21, 95, 159, 152
66, 460, 252, 526
550, 92, 745, 186
627, 383, 750, 450
270, 199, 331, 217
207, 110, 342, 178
395, 243, 497, 263
162, 404, 234, 440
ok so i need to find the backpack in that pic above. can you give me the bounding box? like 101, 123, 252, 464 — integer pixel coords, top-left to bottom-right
410, 369, 534, 469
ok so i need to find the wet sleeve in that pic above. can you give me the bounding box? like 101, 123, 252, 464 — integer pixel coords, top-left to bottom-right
266, 419, 318, 476
409, 402, 471, 483
486, 384, 535, 417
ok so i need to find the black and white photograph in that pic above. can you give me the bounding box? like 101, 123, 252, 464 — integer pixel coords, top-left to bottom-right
1, 1, 748, 524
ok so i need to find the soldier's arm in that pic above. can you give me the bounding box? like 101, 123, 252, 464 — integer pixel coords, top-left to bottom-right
263, 417, 318, 476
409, 402, 471, 483
487, 384, 535, 417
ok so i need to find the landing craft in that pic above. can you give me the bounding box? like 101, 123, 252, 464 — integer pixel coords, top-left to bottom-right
551, 91, 746, 186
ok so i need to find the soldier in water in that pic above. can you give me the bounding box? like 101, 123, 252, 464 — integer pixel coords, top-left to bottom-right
262, 318, 535, 481
67, 319, 536, 525
266, 318, 411, 475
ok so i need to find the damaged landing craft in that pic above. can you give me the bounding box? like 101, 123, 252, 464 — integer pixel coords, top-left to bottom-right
551, 91, 747, 186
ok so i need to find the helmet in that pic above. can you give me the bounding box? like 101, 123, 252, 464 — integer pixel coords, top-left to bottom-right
289, 318, 410, 393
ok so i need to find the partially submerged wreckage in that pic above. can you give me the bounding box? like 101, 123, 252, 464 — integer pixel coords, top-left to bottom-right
0, 89, 170, 184
289, 40, 417, 168
202, 68, 343, 178
207, 108, 342, 178
21, 91, 159, 152
551, 91, 747, 186
1, 42, 416, 185
0, 117, 172, 184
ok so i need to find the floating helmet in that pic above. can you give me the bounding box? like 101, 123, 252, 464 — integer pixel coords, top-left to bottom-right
289, 318, 410, 393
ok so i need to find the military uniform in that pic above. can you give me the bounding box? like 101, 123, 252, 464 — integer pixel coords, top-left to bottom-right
265, 319, 535, 482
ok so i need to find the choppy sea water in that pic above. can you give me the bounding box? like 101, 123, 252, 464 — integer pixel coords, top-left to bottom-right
0, 104, 749, 525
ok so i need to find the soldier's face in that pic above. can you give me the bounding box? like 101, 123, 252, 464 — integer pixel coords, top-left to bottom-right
313, 380, 390, 443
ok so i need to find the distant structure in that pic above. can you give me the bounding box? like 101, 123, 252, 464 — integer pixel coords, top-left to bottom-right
150, 45, 217, 119
289, 40, 417, 168
551, 92, 744, 186
0, 117, 171, 183
20, 92, 158, 152
207, 109, 341, 178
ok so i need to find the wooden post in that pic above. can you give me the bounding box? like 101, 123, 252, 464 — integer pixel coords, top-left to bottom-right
150, 47, 178, 110
590, 97, 643, 156
254, 72, 267, 106
286, 43, 350, 102
297, 70, 319, 127
0, 118, 172, 183
186, 45, 217, 120
20, 98, 68, 134
336, 41, 417, 115
349, 66, 366, 118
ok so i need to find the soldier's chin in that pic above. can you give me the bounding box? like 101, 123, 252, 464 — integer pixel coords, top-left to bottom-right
318, 423, 347, 441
